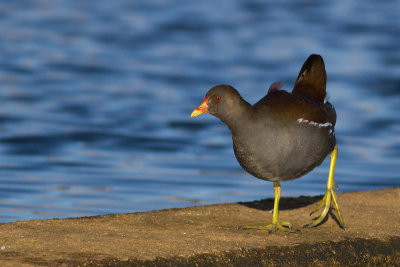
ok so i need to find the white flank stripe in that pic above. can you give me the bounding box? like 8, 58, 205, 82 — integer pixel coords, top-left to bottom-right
297, 118, 332, 128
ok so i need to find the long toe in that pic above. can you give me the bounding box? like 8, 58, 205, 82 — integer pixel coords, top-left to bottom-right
242, 221, 295, 233
331, 188, 345, 228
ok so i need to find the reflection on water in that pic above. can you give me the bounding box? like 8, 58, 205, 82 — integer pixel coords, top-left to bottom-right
0, 0, 399, 222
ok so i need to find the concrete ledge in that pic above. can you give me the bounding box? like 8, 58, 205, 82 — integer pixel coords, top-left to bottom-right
0, 188, 399, 266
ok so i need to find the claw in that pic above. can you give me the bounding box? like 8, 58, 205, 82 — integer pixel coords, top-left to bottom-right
334, 182, 338, 190
280, 221, 292, 229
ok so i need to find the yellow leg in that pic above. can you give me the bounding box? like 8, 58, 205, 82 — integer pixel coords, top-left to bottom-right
306, 145, 344, 228
242, 182, 294, 233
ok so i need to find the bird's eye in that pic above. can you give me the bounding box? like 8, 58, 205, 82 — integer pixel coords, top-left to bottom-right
215, 96, 221, 102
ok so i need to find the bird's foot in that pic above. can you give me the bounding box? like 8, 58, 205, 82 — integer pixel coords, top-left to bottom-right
241, 220, 296, 233
305, 186, 344, 228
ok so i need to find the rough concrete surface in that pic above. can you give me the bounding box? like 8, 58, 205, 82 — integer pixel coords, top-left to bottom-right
0, 188, 399, 266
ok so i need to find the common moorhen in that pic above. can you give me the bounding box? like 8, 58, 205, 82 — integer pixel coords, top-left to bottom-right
191, 54, 344, 232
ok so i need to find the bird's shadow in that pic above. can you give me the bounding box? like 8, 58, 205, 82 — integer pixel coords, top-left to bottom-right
238, 195, 323, 211
239, 195, 344, 229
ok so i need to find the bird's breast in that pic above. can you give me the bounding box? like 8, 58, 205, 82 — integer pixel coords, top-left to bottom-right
231, 120, 335, 182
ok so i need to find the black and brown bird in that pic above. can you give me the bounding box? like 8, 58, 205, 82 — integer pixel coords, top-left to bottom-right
191, 54, 344, 232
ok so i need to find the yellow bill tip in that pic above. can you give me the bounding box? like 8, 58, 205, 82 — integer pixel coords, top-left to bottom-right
190, 96, 208, 118
190, 108, 205, 118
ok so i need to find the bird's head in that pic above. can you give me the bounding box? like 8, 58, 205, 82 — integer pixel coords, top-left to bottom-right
190, 85, 244, 120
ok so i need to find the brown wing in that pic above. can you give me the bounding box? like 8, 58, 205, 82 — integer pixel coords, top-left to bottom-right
254, 90, 333, 125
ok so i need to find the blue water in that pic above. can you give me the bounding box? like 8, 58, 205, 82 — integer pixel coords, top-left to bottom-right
0, 0, 399, 222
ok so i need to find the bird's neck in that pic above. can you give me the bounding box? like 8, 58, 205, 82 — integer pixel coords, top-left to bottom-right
218, 100, 253, 134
